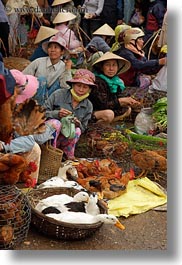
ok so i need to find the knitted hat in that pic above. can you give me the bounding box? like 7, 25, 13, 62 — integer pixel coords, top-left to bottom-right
67, 69, 97, 88
34, 26, 59, 44
92, 52, 131, 74
10, 69, 38, 104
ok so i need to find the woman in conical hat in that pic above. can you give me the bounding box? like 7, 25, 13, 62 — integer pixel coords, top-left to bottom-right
76, 24, 114, 70
51, 0, 81, 24
53, 11, 83, 51
87, 23, 115, 53
88, 52, 141, 123
30, 26, 59, 62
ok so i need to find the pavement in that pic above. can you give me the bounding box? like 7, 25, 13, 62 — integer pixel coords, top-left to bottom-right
14, 209, 167, 250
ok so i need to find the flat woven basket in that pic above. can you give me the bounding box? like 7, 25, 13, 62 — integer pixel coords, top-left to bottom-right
38, 142, 63, 184
3, 57, 30, 71
27, 187, 107, 240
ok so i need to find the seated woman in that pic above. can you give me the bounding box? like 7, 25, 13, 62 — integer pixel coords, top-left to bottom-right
76, 23, 115, 70
51, 0, 81, 25
53, 11, 83, 53
22, 35, 72, 105
88, 51, 141, 124
110, 24, 131, 52
43, 68, 96, 160
29, 26, 59, 62
114, 27, 167, 89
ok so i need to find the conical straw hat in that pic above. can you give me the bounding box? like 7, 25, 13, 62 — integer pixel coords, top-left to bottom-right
93, 24, 115, 36
52, 0, 71, 6
53, 11, 76, 24
34, 26, 59, 44
92, 52, 131, 74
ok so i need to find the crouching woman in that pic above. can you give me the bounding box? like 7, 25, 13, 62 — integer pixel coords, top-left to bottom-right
44, 69, 96, 160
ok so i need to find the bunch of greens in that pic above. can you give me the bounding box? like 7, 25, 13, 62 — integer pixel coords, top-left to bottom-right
152, 97, 167, 132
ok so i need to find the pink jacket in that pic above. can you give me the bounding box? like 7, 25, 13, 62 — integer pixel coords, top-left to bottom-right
55, 24, 81, 50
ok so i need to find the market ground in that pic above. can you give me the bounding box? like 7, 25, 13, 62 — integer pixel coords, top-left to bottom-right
14, 209, 167, 250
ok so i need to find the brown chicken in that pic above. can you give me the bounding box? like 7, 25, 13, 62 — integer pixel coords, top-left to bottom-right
74, 159, 131, 199
76, 158, 122, 178
131, 149, 167, 181
13, 98, 46, 136
0, 94, 46, 144
0, 153, 35, 186
0, 95, 15, 143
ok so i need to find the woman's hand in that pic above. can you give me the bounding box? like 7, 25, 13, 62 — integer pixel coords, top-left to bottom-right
73, 117, 81, 127
159, 57, 167, 66
118, 97, 141, 107
58, 108, 72, 118
64, 59, 72, 70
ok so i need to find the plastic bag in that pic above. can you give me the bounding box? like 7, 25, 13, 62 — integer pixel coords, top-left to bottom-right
108, 177, 167, 218
150, 65, 167, 92
60, 114, 76, 139
134, 107, 155, 135
130, 10, 145, 26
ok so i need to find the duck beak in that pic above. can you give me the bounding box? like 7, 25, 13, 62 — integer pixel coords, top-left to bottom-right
114, 220, 125, 230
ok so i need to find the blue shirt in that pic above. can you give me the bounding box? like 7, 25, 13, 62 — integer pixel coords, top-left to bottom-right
0, 1, 9, 23
44, 88, 93, 133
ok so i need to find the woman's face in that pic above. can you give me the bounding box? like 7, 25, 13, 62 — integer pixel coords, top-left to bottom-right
73, 83, 90, 96
136, 37, 144, 50
102, 59, 119, 77
47, 43, 64, 60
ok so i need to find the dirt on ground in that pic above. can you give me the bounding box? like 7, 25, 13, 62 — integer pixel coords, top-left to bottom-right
14, 209, 167, 250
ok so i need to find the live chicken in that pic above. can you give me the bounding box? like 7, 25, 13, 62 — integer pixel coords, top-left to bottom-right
131, 149, 167, 181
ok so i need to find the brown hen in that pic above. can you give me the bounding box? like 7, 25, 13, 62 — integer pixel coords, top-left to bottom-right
131, 149, 167, 181
0, 153, 36, 186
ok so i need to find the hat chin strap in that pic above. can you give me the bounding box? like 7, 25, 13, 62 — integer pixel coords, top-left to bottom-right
70, 88, 90, 102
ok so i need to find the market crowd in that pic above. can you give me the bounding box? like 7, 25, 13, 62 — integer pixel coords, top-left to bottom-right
0, 0, 167, 182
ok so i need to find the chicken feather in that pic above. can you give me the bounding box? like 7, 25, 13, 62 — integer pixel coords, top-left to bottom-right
131, 149, 167, 180
13, 99, 46, 135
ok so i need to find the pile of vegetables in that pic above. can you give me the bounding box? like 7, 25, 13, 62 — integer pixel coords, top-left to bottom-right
152, 97, 167, 132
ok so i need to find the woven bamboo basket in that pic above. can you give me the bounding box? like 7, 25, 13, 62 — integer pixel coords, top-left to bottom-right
27, 187, 107, 240
3, 57, 30, 71
38, 142, 63, 184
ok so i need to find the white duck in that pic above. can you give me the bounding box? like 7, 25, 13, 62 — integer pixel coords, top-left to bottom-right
46, 212, 125, 230
57, 161, 78, 181
37, 176, 85, 190
35, 191, 89, 212
85, 193, 100, 215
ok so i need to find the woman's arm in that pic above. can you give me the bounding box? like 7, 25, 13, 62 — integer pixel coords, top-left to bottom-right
0, 135, 35, 153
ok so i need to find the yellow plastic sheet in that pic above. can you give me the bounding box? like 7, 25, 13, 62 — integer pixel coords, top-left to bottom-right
108, 177, 167, 218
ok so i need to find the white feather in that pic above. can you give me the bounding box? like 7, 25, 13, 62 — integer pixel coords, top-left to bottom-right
46, 212, 123, 226
35, 191, 89, 212
85, 193, 100, 215
37, 177, 84, 190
